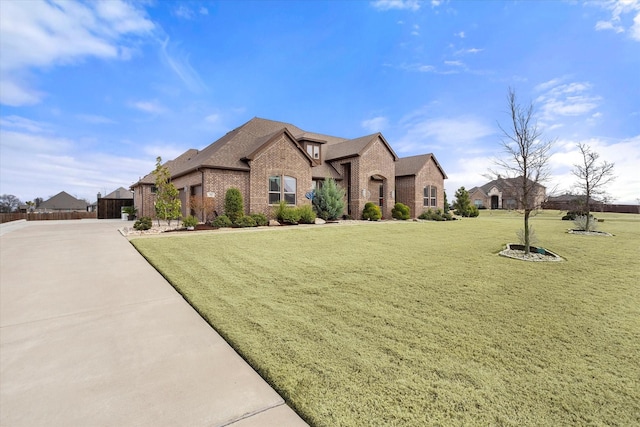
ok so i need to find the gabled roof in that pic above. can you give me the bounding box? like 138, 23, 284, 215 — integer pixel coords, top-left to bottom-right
395, 153, 448, 179
479, 176, 545, 193
136, 149, 199, 185
39, 191, 87, 210
325, 133, 398, 162
103, 187, 133, 199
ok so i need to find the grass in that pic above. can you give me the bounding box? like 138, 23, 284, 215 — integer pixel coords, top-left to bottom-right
131, 210, 640, 426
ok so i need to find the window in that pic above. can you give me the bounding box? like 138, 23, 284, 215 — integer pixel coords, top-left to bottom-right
151, 185, 157, 194
306, 144, 320, 159
269, 175, 297, 205
474, 199, 483, 207
424, 185, 437, 207
379, 184, 384, 207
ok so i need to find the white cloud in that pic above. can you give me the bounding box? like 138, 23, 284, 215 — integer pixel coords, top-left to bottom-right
592, 0, 640, 41
0, 0, 154, 106
371, 0, 422, 12
362, 117, 389, 133
455, 31, 465, 38
454, 47, 483, 55
159, 37, 207, 93
548, 135, 640, 203
395, 111, 495, 154
534, 79, 602, 124
130, 100, 167, 115
0, 122, 151, 201
76, 114, 116, 124
175, 5, 195, 19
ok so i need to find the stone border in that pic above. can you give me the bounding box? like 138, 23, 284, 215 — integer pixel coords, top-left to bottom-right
567, 229, 613, 236
499, 243, 563, 262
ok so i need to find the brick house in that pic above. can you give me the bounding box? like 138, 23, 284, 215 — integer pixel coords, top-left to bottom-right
36, 191, 88, 213
468, 177, 546, 210
395, 154, 448, 218
131, 117, 446, 220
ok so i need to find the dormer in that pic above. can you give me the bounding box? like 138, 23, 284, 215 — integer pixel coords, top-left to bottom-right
297, 136, 326, 164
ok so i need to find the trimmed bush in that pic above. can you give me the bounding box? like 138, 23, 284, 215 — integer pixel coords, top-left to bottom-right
362, 202, 382, 221
182, 215, 199, 228
224, 188, 244, 223
235, 215, 257, 228
392, 202, 411, 220
133, 216, 152, 230
211, 214, 232, 228
418, 208, 454, 221
297, 205, 316, 224
274, 201, 301, 224
250, 213, 269, 226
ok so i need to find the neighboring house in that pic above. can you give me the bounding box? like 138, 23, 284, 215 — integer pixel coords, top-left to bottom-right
395, 154, 448, 218
131, 117, 446, 220
97, 187, 134, 219
542, 193, 599, 212
36, 191, 88, 212
468, 177, 546, 210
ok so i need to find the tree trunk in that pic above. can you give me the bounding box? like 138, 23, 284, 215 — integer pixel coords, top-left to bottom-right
524, 209, 531, 255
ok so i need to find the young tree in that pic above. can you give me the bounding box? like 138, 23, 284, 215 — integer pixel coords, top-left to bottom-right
312, 178, 345, 221
452, 187, 472, 216
153, 156, 182, 226
189, 195, 216, 223
443, 190, 450, 214
571, 143, 615, 231
492, 88, 553, 255
224, 188, 244, 223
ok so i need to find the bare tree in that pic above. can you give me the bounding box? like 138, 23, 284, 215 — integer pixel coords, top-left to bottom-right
572, 143, 615, 231
491, 88, 554, 255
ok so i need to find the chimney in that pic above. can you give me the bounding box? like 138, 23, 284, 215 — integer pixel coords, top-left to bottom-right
97, 192, 102, 199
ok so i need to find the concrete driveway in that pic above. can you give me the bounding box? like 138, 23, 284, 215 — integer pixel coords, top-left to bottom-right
0, 219, 307, 426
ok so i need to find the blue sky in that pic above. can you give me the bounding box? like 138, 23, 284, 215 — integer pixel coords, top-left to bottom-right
1, 0, 639, 204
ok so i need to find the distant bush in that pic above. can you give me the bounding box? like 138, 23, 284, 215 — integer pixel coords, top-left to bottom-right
562, 210, 592, 221
392, 202, 411, 220
235, 215, 257, 228
297, 205, 316, 224
362, 202, 382, 221
211, 214, 232, 228
133, 216, 152, 230
250, 213, 269, 226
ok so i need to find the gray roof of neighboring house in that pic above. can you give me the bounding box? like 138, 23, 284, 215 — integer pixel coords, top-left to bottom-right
133, 117, 400, 185
476, 177, 545, 194
38, 191, 87, 210
395, 153, 448, 179
102, 187, 133, 199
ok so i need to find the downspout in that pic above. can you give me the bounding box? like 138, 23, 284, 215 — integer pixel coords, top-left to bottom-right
200, 168, 205, 221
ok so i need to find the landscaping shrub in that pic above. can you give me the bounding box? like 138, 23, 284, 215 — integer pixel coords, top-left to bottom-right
182, 215, 199, 228
562, 210, 591, 221
392, 202, 411, 220
468, 205, 480, 217
133, 216, 152, 230
419, 208, 454, 221
362, 202, 382, 221
517, 227, 539, 246
274, 201, 301, 224
312, 178, 345, 221
224, 188, 244, 223
574, 215, 598, 231
250, 213, 269, 226
211, 214, 232, 228
297, 205, 316, 224
235, 215, 257, 228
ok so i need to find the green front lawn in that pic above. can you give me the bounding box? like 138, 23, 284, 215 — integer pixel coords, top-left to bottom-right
131, 211, 640, 426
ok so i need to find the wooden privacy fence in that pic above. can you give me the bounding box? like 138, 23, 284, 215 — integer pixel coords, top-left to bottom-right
0, 212, 98, 223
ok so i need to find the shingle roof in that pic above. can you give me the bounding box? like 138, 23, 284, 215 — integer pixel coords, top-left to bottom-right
103, 187, 133, 199
395, 153, 448, 179
478, 176, 545, 193
133, 117, 400, 184
39, 191, 87, 210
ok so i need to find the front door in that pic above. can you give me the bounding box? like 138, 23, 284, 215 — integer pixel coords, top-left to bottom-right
491, 195, 499, 209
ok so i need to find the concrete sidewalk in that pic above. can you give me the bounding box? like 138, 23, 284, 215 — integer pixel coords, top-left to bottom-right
0, 219, 307, 426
